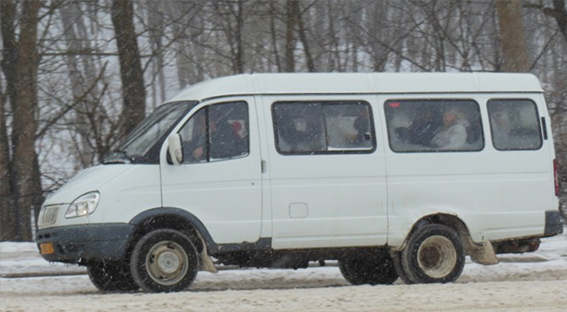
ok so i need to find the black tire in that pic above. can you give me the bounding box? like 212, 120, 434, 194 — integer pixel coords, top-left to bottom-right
392, 252, 414, 284
130, 229, 199, 293
87, 262, 139, 292
339, 254, 398, 285
399, 224, 465, 284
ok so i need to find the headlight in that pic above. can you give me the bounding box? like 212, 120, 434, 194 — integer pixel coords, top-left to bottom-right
65, 192, 100, 218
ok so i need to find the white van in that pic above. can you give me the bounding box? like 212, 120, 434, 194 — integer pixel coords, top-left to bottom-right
37, 73, 563, 292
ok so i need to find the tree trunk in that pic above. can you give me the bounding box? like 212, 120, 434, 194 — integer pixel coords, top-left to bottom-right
552, 0, 567, 42
111, 0, 146, 138
59, 3, 96, 168
11, 0, 41, 241
285, 0, 298, 72
0, 0, 17, 241
527, 0, 567, 43
234, 0, 244, 74
269, 1, 282, 72
495, 0, 530, 72
147, 0, 166, 107
0, 71, 14, 241
294, 1, 316, 72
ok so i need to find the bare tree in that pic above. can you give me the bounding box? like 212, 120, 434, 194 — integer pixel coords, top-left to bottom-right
0, 0, 17, 241
526, 0, 567, 42
1, 0, 43, 241
285, 0, 298, 72
0, 73, 12, 241
495, 0, 530, 72
111, 0, 146, 138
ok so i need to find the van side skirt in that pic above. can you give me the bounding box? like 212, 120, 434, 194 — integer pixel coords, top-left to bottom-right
128, 207, 271, 254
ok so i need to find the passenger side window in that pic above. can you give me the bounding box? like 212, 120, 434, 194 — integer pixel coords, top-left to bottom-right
273, 101, 375, 154
178, 102, 249, 163
384, 99, 484, 152
488, 99, 542, 151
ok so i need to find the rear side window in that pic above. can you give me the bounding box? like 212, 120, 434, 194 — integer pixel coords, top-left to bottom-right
488, 99, 542, 150
384, 99, 484, 152
273, 101, 375, 154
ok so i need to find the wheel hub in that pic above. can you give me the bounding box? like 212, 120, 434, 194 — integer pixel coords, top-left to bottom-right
146, 241, 189, 285
420, 245, 441, 269
417, 235, 457, 279
156, 251, 182, 274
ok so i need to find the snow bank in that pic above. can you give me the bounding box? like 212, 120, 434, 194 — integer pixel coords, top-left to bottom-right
1, 232, 567, 312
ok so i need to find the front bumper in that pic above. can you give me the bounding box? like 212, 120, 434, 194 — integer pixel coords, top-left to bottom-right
36, 223, 134, 264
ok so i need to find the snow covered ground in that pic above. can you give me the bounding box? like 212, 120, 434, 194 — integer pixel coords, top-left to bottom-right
1, 231, 567, 311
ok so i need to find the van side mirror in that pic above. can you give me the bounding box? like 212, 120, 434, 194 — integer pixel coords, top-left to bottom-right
168, 134, 183, 165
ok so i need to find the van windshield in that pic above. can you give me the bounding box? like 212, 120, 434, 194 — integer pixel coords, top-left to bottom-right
106, 101, 197, 164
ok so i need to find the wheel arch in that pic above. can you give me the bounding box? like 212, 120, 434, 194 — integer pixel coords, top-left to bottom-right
127, 207, 218, 260
401, 213, 474, 254
396, 213, 497, 265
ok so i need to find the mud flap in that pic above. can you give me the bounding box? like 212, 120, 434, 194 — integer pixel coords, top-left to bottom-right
469, 240, 499, 265
200, 247, 218, 273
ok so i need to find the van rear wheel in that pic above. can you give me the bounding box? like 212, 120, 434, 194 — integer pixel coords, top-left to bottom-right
392, 253, 414, 284
339, 253, 398, 285
130, 229, 199, 293
398, 224, 465, 284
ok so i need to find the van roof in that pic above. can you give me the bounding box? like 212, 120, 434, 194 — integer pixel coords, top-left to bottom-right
167, 73, 543, 103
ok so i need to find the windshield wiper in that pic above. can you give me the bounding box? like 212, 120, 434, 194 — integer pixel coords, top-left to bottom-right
102, 150, 132, 164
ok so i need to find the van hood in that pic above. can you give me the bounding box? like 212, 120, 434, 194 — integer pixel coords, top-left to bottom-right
44, 165, 133, 205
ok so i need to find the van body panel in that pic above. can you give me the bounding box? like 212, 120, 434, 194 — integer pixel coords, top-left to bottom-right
42, 165, 131, 208
261, 95, 388, 249
92, 165, 162, 224
167, 73, 543, 103
254, 95, 274, 239
382, 93, 556, 246
159, 96, 263, 244
38, 165, 160, 229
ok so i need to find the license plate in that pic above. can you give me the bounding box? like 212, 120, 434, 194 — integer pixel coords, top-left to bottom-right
40, 243, 54, 255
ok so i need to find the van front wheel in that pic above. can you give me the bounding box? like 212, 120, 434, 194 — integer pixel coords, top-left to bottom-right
130, 229, 199, 292
399, 224, 465, 284
87, 262, 139, 292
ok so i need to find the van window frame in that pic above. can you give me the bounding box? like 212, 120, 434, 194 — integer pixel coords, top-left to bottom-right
271, 100, 377, 156
487, 98, 543, 151
383, 98, 485, 153
176, 100, 250, 164
111, 101, 197, 165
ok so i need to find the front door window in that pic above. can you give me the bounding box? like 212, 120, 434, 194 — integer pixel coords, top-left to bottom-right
178, 102, 249, 164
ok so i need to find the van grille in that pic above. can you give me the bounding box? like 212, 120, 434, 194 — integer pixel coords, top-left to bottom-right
41, 205, 59, 225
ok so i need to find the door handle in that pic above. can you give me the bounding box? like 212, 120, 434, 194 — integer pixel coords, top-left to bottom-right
261, 160, 267, 173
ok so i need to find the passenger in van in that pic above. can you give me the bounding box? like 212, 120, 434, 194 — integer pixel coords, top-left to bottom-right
351, 108, 372, 145
408, 109, 442, 147
210, 120, 248, 159
185, 116, 248, 162
183, 113, 207, 162
490, 111, 511, 145
431, 109, 469, 149
278, 118, 321, 152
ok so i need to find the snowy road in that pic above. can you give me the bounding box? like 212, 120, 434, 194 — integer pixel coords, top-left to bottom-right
1, 232, 567, 312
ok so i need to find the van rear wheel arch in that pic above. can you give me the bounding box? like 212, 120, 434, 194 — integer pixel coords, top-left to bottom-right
406, 214, 472, 250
